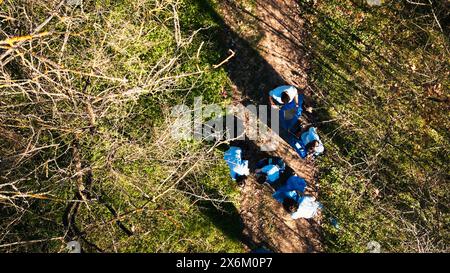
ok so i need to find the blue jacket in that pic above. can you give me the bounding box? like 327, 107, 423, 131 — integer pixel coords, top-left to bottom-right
279, 95, 304, 130
269, 85, 298, 104
289, 127, 324, 158
272, 176, 307, 203
224, 147, 249, 180
260, 164, 280, 184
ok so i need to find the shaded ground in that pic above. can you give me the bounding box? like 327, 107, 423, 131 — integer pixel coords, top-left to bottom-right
208, 0, 324, 252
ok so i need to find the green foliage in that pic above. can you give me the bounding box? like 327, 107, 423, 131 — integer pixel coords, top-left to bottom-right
2, 0, 447, 253
301, 0, 449, 252
0, 0, 243, 253
75, 0, 243, 253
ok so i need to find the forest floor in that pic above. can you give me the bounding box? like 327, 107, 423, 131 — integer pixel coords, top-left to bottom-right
214, 0, 324, 252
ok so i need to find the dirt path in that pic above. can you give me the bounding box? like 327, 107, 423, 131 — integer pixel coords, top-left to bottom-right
215, 0, 324, 252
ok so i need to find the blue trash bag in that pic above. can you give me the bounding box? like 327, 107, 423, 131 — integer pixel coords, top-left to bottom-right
330, 217, 340, 229
289, 135, 308, 158
291, 196, 323, 219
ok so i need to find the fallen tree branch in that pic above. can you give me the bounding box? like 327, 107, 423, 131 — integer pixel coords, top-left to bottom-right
213, 49, 236, 69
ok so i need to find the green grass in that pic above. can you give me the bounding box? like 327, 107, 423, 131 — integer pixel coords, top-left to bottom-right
301, 0, 449, 252
0, 0, 244, 253
2, 0, 447, 253
74, 0, 245, 252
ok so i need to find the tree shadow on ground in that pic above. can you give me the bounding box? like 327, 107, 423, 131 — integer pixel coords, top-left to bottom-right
189, 0, 324, 252
192, 0, 449, 253
194, 0, 287, 104
178, 175, 276, 252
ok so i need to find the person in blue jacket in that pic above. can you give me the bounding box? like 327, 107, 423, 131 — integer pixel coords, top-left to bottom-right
223, 146, 249, 181
268, 85, 300, 107
289, 127, 324, 159
272, 175, 307, 203
273, 175, 322, 219
256, 164, 281, 184
268, 85, 304, 131
279, 98, 304, 130
255, 157, 286, 184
